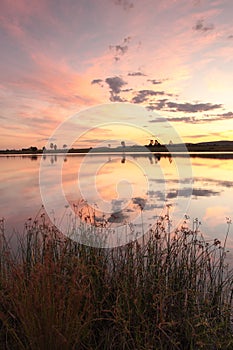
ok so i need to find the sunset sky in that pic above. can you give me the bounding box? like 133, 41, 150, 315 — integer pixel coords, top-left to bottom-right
1, 0, 233, 149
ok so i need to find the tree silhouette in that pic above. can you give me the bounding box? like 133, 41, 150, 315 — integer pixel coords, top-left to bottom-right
148, 140, 154, 146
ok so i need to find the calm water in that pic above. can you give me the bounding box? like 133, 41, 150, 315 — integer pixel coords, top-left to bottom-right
0, 154, 233, 249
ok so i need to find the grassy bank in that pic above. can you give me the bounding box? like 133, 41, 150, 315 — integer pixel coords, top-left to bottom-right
0, 216, 233, 349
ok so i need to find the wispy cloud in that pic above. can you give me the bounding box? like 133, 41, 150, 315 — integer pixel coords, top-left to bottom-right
148, 117, 167, 123
166, 101, 222, 113
193, 19, 215, 32
91, 79, 103, 85
109, 37, 131, 61
146, 99, 168, 111
163, 110, 233, 124
167, 188, 220, 199
147, 100, 222, 114
147, 79, 163, 85
215, 111, 233, 117
128, 72, 146, 76
37, 137, 57, 142
113, 0, 134, 10
132, 90, 166, 104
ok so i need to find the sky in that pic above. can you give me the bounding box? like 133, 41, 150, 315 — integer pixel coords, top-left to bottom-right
1, 0, 233, 149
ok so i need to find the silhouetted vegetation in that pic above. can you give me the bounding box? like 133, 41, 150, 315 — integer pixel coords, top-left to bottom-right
0, 214, 233, 349
1, 140, 233, 156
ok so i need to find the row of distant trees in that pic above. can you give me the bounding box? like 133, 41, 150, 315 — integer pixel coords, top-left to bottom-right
48, 143, 67, 151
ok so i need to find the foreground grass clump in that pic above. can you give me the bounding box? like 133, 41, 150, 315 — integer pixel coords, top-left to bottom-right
0, 216, 233, 349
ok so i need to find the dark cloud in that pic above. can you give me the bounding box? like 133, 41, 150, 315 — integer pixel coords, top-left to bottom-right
166, 111, 233, 124
113, 44, 128, 55
167, 188, 220, 199
110, 37, 131, 61
123, 36, 131, 44
193, 19, 214, 32
167, 116, 196, 123
108, 211, 127, 223
132, 90, 165, 104
132, 197, 146, 209
109, 94, 126, 102
147, 79, 163, 84
215, 111, 233, 117
143, 203, 164, 210
113, 0, 134, 10
146, 105, 157, 111
105, 76, 128, 102
108, 199, 128, 223
196, 177, 233, 189
147, 100, 221, 113
148, 117, 167, 123
228, 35, 233, 39
196, 112, 233, 123
105, 76, 127, 94
168, 117, 214, 124
192, 188, 220, 197
146, 191, 165, 202
149, 178, 193, 185
147, 99, 168, 111
92, 76, 128, 101
121, 88, 133, 92
128, 72, 146, 76
166, 101, 222, 113
111, 199, 125, 211
91, 79, 103, 85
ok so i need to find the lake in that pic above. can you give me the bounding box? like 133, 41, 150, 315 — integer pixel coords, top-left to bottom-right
0, 153, 233, 250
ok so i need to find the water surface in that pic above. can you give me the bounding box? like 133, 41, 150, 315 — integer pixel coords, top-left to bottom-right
0, 154, 233, 249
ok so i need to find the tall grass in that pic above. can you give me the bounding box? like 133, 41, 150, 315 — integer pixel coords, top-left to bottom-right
0, 214, 233, 349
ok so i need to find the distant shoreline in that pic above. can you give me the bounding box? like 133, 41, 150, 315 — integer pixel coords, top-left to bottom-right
1, 151, 233, 160
1, 140, 233, 155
